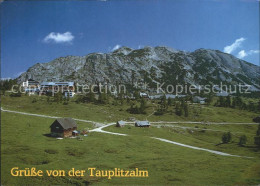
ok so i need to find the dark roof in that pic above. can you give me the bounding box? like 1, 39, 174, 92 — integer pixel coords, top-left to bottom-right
51, 118, 77, 129
28, 79, 39, 83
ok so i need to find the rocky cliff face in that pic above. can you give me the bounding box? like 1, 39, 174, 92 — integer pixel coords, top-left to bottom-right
17, 46, 260, 91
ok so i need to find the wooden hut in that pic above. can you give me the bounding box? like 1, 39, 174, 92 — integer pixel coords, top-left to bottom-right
193, 96, 206, 104
116, 120, 126, 127
135, 121, 150, 127
50, 118, 77, 137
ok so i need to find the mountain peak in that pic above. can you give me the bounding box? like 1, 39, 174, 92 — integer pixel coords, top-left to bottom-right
112, 46, 133, 55
17, 46, 260, 92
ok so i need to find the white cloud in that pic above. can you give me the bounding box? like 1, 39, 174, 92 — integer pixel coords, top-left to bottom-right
223, 37, 246, 54
43, 32, 74, 44
237, 49, 260, 59
237, 50, 247, 58
112, 44, 121, 51
248, 50, 260, 55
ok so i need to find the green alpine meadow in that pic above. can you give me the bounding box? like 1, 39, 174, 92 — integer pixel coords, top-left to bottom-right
1, 0, 260, 185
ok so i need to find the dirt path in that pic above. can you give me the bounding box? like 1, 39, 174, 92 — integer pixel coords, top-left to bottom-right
88, 123, 252, 158
152, 124, 245, 133
151, 137, 251, 158
151, 121, 257, 125
1, 108, 105, 127
2, 108, 255, 126
89, 123, 128, 136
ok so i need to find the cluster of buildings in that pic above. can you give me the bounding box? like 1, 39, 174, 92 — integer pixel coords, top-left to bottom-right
116, 120, 150, 127
22, 79, 208, 103
139, 92, 207, 104
22, 79, 75, 97
49, 118, 150, 138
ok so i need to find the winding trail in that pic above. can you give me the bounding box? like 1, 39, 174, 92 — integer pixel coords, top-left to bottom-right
151, 121, 257, 125
152, 137, 245, 157
153, 124, 245, 133
89, 123, 128, 136
88, 123, 253, 158
1, 107, 254, 158
1, 108, 105, 127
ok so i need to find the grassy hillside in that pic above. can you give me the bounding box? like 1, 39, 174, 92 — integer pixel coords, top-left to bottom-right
1, 95, 260, 185
105, 124, 259, 158
1, 95, 259, 123
1, 112, 260, 185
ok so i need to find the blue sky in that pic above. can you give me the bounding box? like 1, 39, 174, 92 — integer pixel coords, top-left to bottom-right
1, 0, 259, 79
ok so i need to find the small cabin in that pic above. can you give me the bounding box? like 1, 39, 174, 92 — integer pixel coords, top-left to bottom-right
116, 120, 126, 127
193, 96, 206, 104
50, 118, 77, 137
135, 121, 150, 127
22, 79, 40, 88
139, 92, 149, 99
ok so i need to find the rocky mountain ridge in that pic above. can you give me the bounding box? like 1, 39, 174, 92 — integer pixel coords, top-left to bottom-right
18, 46, 260, 91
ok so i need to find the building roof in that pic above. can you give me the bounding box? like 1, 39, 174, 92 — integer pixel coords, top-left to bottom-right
149, 95, 162, 99
140, 92, 149, 97
51, 118, 77, 129
41, 82, 55, 86
135, 120, 150, 126
27, 79, 39, 83
193, 96, 206, 101
117, 120, 126, 125
150, 94, 186, 100
216, 91, 229, 97
41, 82, 74, 86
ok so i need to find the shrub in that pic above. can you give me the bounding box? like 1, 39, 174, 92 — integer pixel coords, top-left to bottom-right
254, 136, 260, 147
44, 149, 58, 154
32, 98, 37, 103
222, 133, 229, 143
227, 132, 232, 142
222, 132, 232, 144
9, 92, 22, 97
256, 124, 260, 136
67, 148, 85, 157
238, 135, 247, 146
154, 110, 164, 115
63, 101, 69, 105
127, 101, 147, 114
254, 124, 260, 147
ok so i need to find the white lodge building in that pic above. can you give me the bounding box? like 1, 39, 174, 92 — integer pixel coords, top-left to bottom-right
22, 79, 40, 94
39, 82, 75, 97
